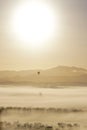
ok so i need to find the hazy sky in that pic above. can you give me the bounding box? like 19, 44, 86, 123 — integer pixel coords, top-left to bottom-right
0, 0, 87, 70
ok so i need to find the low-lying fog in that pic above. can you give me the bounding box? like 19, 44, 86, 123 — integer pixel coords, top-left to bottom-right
0, 85, 87, 130
0, 85, 87, 108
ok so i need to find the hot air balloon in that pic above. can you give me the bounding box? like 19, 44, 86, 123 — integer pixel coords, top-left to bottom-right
37, 71, 40, 75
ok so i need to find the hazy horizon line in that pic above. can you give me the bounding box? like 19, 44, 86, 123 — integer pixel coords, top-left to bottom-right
0, 65, 87, 71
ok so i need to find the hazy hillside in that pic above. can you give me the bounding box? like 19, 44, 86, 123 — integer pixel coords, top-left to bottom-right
0, 66, 87, 86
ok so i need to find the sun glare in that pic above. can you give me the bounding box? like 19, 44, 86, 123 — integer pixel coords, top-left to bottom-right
12, 1, 56, 48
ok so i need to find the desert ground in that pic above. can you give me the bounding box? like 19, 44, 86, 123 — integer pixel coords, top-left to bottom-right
0, 85, 87, 130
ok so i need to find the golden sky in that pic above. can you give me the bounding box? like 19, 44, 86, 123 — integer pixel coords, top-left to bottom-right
0, 0, 87, 70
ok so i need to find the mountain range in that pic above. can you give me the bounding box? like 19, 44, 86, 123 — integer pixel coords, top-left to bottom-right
0, 66, 87, 86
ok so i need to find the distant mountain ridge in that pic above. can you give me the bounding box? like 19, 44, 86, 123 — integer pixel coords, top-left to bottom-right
0, 66, 87, 86
48, 66, 87, 72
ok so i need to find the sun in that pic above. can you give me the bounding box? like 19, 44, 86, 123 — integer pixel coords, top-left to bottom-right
12, 1, 56, 48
